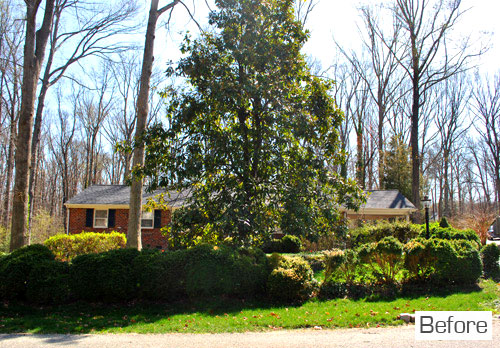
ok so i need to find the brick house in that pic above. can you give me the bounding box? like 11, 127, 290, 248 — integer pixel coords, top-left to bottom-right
64, 185, 190, 249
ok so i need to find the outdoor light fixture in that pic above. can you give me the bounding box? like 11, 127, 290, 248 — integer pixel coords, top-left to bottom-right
422, 195, 431, 238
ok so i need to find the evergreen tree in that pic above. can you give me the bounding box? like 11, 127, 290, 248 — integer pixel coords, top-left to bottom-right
141, 0, 362, 247
382, 134, 412, 200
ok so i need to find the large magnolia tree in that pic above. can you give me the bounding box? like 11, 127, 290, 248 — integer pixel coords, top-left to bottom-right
142, 0, 363, 247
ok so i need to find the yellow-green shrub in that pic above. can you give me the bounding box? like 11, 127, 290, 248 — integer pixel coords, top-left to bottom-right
44, 232, 126, 261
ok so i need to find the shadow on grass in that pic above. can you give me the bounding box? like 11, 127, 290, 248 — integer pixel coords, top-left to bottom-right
0, 297, 281, 334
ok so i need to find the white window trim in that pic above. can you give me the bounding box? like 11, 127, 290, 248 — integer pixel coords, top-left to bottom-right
94, 209, 108, 228
141, 210, 154, 229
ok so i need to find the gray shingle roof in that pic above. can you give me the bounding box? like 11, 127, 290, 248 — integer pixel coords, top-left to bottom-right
65, 185, 191, 208
361, 190, 416, 210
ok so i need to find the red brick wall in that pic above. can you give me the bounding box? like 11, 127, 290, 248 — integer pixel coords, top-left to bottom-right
68, 208, 171, 249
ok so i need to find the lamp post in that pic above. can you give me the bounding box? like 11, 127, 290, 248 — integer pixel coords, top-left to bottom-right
422, 195, 431, 238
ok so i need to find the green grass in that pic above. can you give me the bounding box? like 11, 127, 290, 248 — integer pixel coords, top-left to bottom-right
0, 280, 498, 334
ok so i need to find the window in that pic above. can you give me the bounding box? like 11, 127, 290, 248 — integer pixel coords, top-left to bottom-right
141, 210, 154, 229
94, 210, 108, 228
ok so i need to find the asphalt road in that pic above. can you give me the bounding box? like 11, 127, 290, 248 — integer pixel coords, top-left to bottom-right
1, 320, 499, 348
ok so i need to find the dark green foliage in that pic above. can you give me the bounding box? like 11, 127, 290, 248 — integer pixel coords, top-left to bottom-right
70, 248, 140, 303
26, 260, 71, 304
266, 254, 315, 302
0, 244, 55, 300
481, 244, 500, 278
358, 237, 404, 284
280, 235, 302, 253
318, 280, 347, 300
439, 217, 450, 228
183, 244, 268, 299
382, 134, 412, 200
349, 221, 419, 248
262, 235, 302, 253
133, 249, 187, 301
142, 0, 362, 247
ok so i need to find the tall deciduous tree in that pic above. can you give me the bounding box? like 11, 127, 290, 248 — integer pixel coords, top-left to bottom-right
127, 0, 180, 250
10, 0, 55, 251
389, 0, 482, 214
142, 0, 362, 247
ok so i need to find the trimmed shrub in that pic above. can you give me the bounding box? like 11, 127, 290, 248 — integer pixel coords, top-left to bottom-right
133, 249, 187, 301
183, 244, 268, 299
422, 223, 480, 248
404, 238, 434, 281
26, 260, 71, 304
280, 235, 302, 253
261, 235, 302, 253
267, 254, 314, 302
349, 221, 419, 248
358, 236, 404, 284
481, 243, 500, 278
403, 238, 482, 285
0, 244, 55, 300
45, 232, 126, 261
318, 280, 347, 300
70, 248, 140, 302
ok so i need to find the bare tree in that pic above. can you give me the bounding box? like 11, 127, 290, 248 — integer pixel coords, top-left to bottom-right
435, 74, 470, 217
388, 0, 483, 214
472, 73, 500, 214
10, 0, 55, 251
27, 0, 138, 227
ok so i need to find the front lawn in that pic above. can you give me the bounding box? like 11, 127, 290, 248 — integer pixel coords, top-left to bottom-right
1, 280, 498, 334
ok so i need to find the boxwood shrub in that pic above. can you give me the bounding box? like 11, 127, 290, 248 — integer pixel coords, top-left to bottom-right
266, 254, 315, 302
349, 221, 419, 248
481, 243, 500, 278
70, 248, 140, 303
0, 244, 55, 300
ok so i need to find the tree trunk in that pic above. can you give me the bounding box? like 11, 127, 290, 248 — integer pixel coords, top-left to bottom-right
127, 0, 160, 249
410, 78, 421, 217
10, 0, 55, 251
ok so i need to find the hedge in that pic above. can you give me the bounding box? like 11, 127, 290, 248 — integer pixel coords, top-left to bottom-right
349, 221, 420, 248
45, 232, 126, 261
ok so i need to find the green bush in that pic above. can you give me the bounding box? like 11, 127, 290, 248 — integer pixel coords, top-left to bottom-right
70, 248, 140, 302
404, 238, 434, 281
349, 221, 419, 248
0, 244, 55, 300
45, 232, 126, 261
481, 244, 500, 278
26, 260, 71, 304
266, 254, 314, 302
261, 235, 302, 253
183, 244, 267, 299
318, 280, 347, 300
403, 238, 482, 285
323, 249, 345, 281
280, 235, 302, 253
423, 223, 480, 247
133, 249, 187, 301
358, 236, 404, 284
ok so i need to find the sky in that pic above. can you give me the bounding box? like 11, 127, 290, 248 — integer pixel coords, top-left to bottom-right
151, 0, 499, 77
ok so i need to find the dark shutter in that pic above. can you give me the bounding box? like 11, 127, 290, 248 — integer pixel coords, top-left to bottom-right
85, 209, 93, 227
108, 209, 116, 228
154, 209, 162, 228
